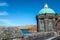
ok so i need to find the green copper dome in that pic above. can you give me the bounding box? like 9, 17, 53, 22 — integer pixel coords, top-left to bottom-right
39, 4, 55, 14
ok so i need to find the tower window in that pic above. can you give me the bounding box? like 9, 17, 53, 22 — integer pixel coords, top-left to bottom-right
47, 20, 53, 31
39, 20, 44, 31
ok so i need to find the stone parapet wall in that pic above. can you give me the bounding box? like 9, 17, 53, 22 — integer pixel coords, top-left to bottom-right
23, 32, 57, 40
0, 27, 23, 40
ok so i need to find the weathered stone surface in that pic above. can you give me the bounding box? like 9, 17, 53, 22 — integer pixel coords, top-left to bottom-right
0, 27, 23, 40
23, 32, 57, 40
0, 27, 58, 40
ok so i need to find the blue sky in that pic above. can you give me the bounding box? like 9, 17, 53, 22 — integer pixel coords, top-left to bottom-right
0, 0, 60, 26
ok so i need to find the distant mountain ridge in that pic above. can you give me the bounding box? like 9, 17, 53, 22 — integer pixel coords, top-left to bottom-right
16, 24, 36, 29
0, 24, 37, 32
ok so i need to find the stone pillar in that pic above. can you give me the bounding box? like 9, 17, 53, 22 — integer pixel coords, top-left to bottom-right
44, 18, 48, 32
36, 15, 39, 32
37, 19, 41, 32
53, 18, 57, 32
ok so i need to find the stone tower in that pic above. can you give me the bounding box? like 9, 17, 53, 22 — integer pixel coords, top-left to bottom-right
36, 4, 58, 32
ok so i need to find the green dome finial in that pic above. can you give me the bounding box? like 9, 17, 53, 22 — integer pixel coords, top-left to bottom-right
44, 3, 48, 8
39, 3, 55, 14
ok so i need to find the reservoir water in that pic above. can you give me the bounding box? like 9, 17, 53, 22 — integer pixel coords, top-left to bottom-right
21, 29, 32, 34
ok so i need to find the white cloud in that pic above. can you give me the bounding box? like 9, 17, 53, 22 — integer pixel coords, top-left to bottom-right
0, 2, 8, 6
0, 19, 20, 26
0, 19, 11, 24
0, 11, 8, 15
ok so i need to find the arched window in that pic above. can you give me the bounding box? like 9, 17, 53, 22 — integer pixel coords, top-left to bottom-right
48, 20, 53, 31
39, 20, 44, 31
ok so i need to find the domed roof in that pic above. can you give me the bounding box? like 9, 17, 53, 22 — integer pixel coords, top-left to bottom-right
39, 4, 55, 14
